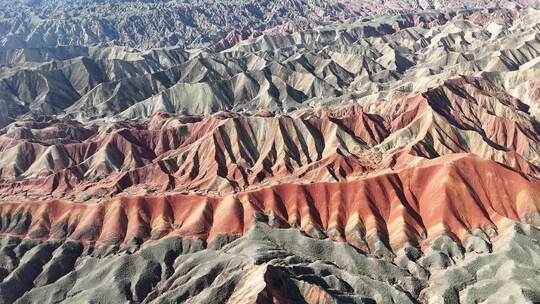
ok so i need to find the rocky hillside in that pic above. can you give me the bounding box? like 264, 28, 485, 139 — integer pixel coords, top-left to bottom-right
0, 3, 539, 304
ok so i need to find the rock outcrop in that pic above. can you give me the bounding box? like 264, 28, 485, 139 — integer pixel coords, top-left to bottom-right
0, 3, 539, 303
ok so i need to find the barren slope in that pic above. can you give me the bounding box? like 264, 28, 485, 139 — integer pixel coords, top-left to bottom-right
0, 6, 539, 304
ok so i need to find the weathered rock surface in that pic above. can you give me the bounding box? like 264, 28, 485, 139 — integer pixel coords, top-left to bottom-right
0, 3, 539, 303
1, 8, 539, 125
0, 221, 538, 304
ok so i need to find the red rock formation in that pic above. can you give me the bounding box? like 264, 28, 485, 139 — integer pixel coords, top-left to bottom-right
1, 76, 538, 201
0, 76, 538, 254
1, 154, 538, 252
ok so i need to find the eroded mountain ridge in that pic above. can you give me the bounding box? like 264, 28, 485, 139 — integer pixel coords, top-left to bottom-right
0, 4, 539, 304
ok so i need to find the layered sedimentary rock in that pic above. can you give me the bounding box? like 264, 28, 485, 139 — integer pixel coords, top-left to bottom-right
0, 3, 539, 304
1, 153, 539, 249
1, 75, 539, 201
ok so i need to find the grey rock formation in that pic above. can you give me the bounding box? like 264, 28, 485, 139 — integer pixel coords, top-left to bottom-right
0, 8, 538, 126
0, 222, 538, 303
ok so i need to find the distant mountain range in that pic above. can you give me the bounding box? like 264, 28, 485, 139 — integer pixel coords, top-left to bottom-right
1, 0, 539, 49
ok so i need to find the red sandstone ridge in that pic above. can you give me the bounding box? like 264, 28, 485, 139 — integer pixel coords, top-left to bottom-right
1, 74, 539, 255
1, 154, 538, 252
1, 76, 539, 201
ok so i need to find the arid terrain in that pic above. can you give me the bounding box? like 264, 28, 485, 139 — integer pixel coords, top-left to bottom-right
0, 1, 539, 303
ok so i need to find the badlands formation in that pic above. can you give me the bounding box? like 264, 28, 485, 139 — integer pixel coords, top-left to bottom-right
0, 2, 539, 304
